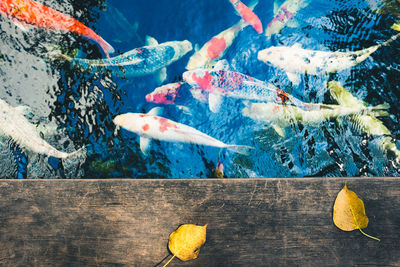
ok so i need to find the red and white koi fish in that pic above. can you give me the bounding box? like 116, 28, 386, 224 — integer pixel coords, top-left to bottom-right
145, 82, 192, 115
228, 0, 263, 34
265, 0, 310, 37
186, 0, 259, 70
145, 82, 183, 105
183, 60, 308, 113
0, 0, 114, 57
215, 160, 224, 178
113, 107, 253, 155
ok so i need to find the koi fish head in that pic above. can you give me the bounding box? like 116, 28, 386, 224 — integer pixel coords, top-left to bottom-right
182, 69, 214, 91
169, 40, 193, 61
113, 113, 145, 134
145, 82, 182, 104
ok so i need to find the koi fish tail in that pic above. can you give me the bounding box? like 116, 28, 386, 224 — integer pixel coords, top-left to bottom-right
364, 104, 390, 117
226, 145, 254, 155
62, 146, 87, 170
86, 32, 115, 58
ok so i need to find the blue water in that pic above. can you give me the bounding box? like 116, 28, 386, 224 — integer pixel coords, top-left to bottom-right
1, 0, 400, 178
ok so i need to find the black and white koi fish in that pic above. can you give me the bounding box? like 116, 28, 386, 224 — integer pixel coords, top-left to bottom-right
258, 33, 400, 85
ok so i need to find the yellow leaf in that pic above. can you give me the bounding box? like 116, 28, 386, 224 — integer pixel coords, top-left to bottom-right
168, 224, 207, 261
333, 184, 380, 241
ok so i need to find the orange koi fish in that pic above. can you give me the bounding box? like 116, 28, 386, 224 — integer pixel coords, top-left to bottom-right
0, 0, 114, 57
228, 0, 263, 34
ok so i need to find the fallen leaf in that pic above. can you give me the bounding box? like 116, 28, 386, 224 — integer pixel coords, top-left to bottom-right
168, 224, 207, 261
333, 184, 380, 241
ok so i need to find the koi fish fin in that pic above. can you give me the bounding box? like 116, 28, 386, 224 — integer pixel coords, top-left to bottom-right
190, 87, 208, 103
209, 93, 223, 113
145, 35, 158, 46
155, 67, 167, 85
367, 104, 390, 117
286, 72, 301, 86
147, 107, 163, 116
90, 35, 114, 58
176, 105, 193, 116
271, 123, 286, 137
286, 19, 300, 28
273, 1, 279, 14
140, 136, 151, 155
226, 145, 254, 155
248, 0, 259, 10
213, 59, 230, 71
194, 44, 200, 52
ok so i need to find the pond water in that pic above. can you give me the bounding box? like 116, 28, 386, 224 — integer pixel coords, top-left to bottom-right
1, 0, 400, 178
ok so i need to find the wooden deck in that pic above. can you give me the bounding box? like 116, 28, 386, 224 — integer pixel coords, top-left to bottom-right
0, 178, 399, 266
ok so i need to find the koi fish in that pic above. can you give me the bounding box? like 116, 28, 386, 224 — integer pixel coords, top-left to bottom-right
0, 0, 114, 57
258, 33, 400, 85
113, 107, 253, 155
241, 101, 389, 137
186, 0, 258, 70
0, 98, 85, 160
228, 0, 263, 34
60, 37, 192, 83
145, 81, 208, 106
328, 81, 400, 163
145, 82, 192, 115
182, 60, 308, 113
265, 0, 310, 37
215, 160, 224, 178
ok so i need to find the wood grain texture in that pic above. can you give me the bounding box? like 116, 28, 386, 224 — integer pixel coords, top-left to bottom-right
0, 178, 399, 266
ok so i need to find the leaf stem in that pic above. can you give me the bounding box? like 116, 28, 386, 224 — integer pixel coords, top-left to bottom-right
162, 255, 176, 267
358, 228, 381, 242
350, 206, 380, 242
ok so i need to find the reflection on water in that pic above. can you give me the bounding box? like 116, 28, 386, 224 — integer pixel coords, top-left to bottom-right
0, 0, 400, 178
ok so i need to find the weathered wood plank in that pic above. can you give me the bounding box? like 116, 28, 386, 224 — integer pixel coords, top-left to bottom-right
0, 178, 399, 266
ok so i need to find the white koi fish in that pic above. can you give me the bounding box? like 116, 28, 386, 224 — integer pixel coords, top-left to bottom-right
0, 98, 85, 159
241, 101, 389, 137
258, 33, 400, 85
328, 81, 400, 163
113, 107, 253, 155
186, 0, 258, 70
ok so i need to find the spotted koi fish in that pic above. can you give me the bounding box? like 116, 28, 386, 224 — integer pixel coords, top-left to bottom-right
228, 0, 263, 34
182, 61, 307, 113
328, 81, 400, 163
0, 98, 85, 160
60, 38, 192, 80
241, 101, 389, 137
186, 1, 258, 70
113, 107, 253, 155
258, 34, 400, 85
145, 82, 193, 115
0, 0, 114, 57
265, 0, 310, 37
